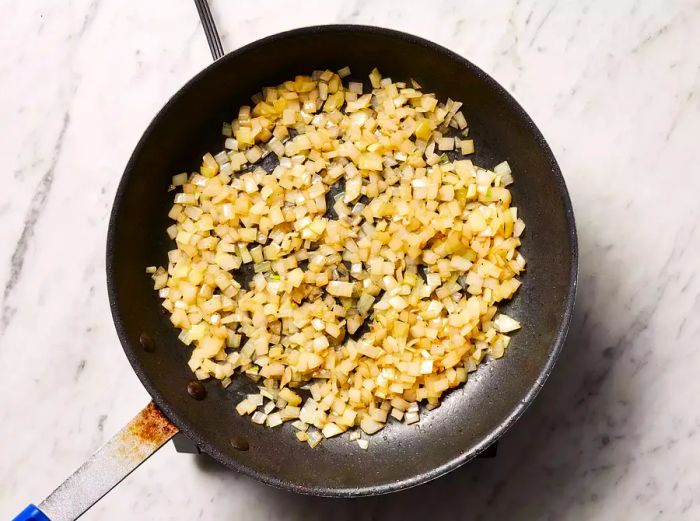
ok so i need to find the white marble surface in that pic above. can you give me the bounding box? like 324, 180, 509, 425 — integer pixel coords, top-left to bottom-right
1, 0, 699, 519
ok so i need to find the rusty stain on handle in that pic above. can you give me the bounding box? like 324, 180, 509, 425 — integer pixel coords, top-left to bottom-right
38, 402, 179, 521
118, 402, 179, 461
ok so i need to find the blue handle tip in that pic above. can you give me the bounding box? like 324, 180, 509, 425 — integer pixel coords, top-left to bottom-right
13, 504, 50, 521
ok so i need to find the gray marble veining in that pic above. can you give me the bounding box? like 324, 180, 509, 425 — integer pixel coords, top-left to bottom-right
1, 0, 699, 519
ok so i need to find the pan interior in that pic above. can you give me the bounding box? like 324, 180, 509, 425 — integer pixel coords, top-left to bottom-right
107, 26, 576, 496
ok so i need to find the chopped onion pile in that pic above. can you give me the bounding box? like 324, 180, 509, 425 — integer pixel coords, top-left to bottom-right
150, 67, 526, 448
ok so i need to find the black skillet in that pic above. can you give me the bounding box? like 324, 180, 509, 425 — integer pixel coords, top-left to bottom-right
14, 21, 577, 521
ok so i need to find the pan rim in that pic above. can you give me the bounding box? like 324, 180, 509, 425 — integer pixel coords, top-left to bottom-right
107, 23, 578, 497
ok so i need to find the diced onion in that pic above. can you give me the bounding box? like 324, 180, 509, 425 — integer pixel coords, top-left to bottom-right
152, 66, 526, 449
493, 314, 521, 333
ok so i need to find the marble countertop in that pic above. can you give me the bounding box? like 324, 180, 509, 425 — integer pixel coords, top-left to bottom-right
2, 1, 699, 519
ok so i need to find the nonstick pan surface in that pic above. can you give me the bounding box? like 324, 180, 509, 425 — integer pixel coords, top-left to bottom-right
107, 25, 577, 497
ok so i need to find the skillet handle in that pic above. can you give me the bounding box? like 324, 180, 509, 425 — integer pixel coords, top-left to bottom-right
13, 402, 178, 521
193, 0, 224, 60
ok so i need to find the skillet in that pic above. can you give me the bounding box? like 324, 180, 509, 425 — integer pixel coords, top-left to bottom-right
14, 23, 577, 521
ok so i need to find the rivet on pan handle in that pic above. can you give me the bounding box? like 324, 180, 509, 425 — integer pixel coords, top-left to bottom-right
12, 402, 178, 521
